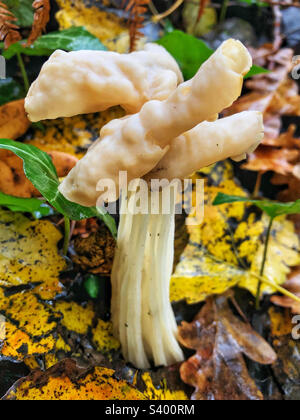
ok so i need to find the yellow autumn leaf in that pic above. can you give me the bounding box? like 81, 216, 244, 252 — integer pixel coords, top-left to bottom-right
4, 360, 144, 400
170, 162, 300, 304
27, 109, 125, 159
56, 0, 129, 52
92, 319, 120, 355
53, 301, 95, 335
142, 372, 188, 400
0, 210, 66, 300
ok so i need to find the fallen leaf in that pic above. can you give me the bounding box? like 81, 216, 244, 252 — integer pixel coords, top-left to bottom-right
27, 0, 50, 46
269, 307, 300, 400
243, 145, 300, 176
26, 108, 125, 158
141, 372, 188, 400
271, 267, 300, 314
0, 1, 22, 49
55, 0, 129, 52
178, 295, 277, 400
225, 45, 300, 179
0, 209, 66, 300
47, 151, 78, 177
0, 289, 59, 361
3, 359, 144, 400
170, 162, 300, 304
0, 99, 30, 140
0, 149, 77, 198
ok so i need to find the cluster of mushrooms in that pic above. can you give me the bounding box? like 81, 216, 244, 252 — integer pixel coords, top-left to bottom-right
25, 40, 264, 369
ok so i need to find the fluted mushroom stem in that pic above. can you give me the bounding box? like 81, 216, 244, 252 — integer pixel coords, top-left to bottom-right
111, 188, 184, 369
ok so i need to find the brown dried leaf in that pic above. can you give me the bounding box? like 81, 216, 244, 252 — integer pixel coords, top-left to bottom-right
225, 45, 300, 178
0, 149, 78, 198
271, 267, 300, 314
0, 1, 21, 48
179, 295, 277, 400
243, 146, 300, 176
3, 359, 144, 400
27, 0, 50, 46
0, 99, 30, 140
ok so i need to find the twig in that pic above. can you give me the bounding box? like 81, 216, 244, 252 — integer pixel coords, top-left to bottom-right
152, 0, 184, 22
256, 217, 274, 309
253, 171, 264, 199
230, 295, 250, 324
63, 216, 70, 256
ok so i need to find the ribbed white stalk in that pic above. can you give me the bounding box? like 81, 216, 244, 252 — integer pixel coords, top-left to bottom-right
111, 189, 184, 369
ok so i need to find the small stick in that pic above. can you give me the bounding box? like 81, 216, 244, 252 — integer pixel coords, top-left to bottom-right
152, 0, 184, 22
253, 171, 264, 199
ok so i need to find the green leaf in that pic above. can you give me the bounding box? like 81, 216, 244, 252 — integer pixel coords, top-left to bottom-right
2, 27, 108, 60
84, 275, 100, 299
213, 193, 300, 219
5, 0, 34, 27
156, 30, 269, 80
0, 191, 51, 215
0, 78, 24, 106
244, 64, 270, 79
0, 139, 117, 238
157, 30, 213, 80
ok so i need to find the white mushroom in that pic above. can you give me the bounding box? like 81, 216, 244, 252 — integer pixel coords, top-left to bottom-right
25, 39, 264, 369
25, 44, 183, 122
59, 39, 253, 207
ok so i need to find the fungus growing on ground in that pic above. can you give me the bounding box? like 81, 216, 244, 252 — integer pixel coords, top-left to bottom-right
25, 39, 264, 369
25, 44, 183, 122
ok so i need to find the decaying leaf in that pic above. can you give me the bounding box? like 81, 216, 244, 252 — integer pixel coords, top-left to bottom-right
269, 307, 300, 400
3, 359, 144, 400
141, 372, 188, 400
0, 149, 77, 198
0, 209, 66, 300
225, 45, 300, 179
26, 108, 125, 158
271, 267, 300, 314
0, 1, 22, 49
0, 99, 30, 140
170, 162, 300, 304
72, 225, 116, 274
0, 289, 58, 361
55, 0, 128, 52
179, 295, 277, 400
27, 0, 50, 46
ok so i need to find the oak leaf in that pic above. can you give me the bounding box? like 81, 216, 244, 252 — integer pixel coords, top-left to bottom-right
271, 267, 300, 314
179, 295, 277, 400
225, 45, 300, 179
